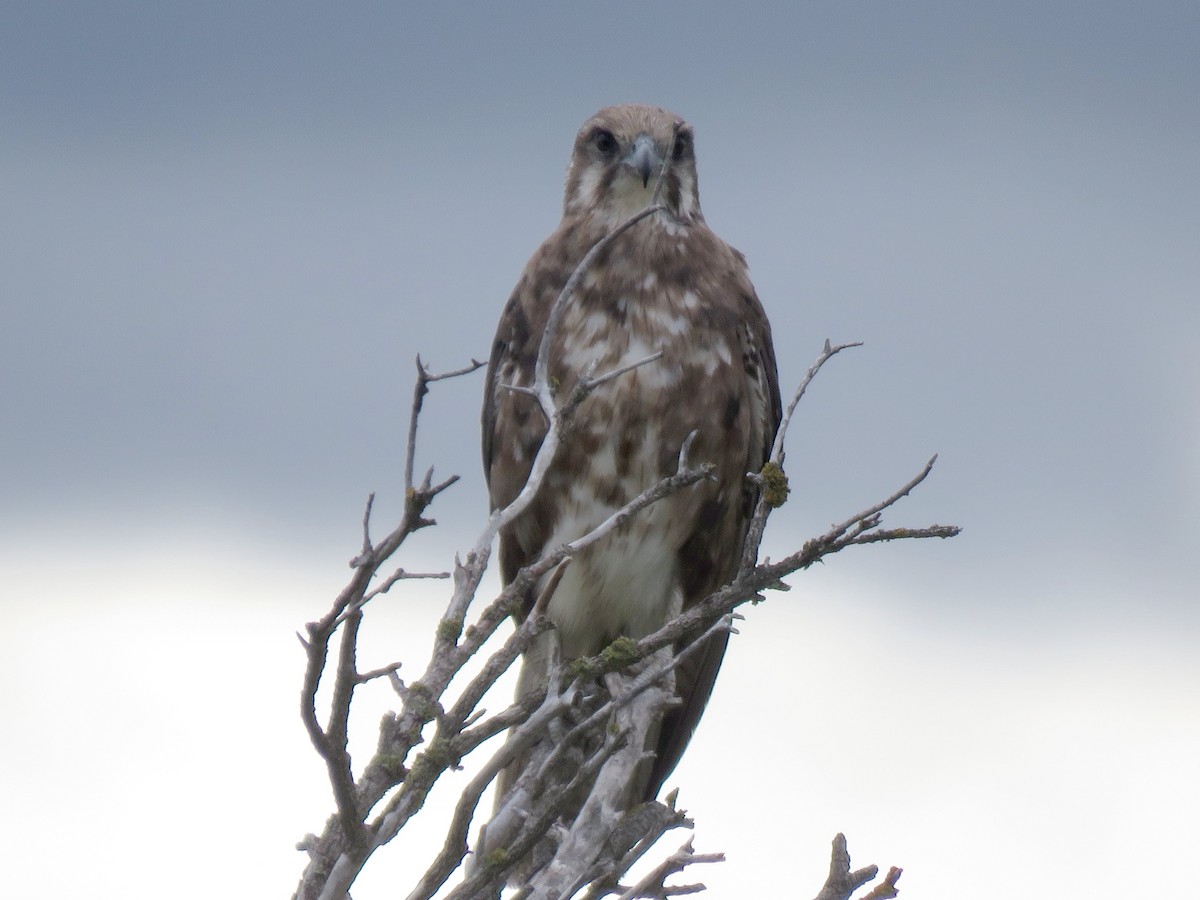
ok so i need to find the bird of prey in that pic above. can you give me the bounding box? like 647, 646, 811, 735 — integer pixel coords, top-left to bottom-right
482, 104, 781, 808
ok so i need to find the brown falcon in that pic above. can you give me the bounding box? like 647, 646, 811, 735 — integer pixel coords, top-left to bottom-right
482, 104, 781, 805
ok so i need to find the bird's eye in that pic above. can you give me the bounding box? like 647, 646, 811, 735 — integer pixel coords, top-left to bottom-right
593, 129, 618, 155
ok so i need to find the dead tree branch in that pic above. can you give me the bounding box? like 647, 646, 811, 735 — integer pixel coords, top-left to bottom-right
294, 195, 949, 898
812, 834, 902, 900
293, 334, 945, 897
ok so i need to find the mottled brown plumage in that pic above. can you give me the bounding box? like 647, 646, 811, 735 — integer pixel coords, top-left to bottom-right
482, 104, 781, 806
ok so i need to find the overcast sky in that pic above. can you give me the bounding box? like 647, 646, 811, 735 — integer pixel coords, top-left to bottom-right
2, 3, 1197, 898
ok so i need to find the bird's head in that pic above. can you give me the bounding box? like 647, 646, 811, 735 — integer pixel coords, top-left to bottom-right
563, 104, 702, 225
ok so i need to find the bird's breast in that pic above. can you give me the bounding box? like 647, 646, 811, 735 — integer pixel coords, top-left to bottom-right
528, 284, 739, 655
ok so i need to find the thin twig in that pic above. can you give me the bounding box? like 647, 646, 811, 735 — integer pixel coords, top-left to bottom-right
583, 349, 665, 391
812, 833, 900, 900
364, 567, 451, 603
740, 339, 862, 573
405, 356, 485, 493
357, 492, 376, 563
616, 837, 724, 900
771, 339, 863, 463
534, 203, 667, 406
356, 662, 403, 685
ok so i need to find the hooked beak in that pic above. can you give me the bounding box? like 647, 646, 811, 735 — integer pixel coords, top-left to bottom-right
624, 133, 663, 188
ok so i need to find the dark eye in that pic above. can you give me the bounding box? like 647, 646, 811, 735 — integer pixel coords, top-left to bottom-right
672, 132, 691, 162
593, 129, 618, 155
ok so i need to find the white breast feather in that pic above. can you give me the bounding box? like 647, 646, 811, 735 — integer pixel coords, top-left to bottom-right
536, 236, 716, 654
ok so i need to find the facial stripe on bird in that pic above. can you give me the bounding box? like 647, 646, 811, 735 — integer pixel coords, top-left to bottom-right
563, 104, 702, 224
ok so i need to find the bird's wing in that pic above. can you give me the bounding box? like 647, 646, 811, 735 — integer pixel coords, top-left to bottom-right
643, 260, 782, 801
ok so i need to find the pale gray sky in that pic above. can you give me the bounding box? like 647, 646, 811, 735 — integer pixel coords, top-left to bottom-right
2, 3, 1197, 898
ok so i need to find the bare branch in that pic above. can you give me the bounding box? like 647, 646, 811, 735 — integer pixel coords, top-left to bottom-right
295, 159, 950, 899
356, 661, 403, 685
364, 567, 451, 603
772, 339, 863, 464
356, 492, 376, 563
576, 798, 694, 900
740, 339, 862, 572
826, 454, 940, 540
295, 343, 950, 895
442, 723, 633, 900
582, 349, 665, 391
405, 355, 485, 493
812, 834, 901, 900
615, 837, 724, 900
404, 356, 431, 496
472, 615, 735, 895
560, 464, 715, 561
534, 202, 667, 408
428, 358, 489, 382
858, 868, 903, 900
500, 382, 541, 400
